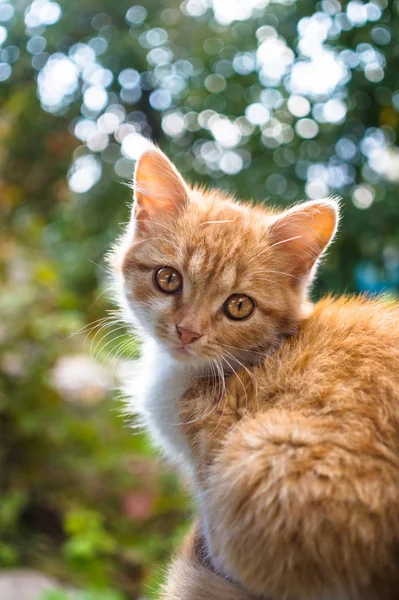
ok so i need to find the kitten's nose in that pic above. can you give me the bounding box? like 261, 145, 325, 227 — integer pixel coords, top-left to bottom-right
176, 325, 203, 345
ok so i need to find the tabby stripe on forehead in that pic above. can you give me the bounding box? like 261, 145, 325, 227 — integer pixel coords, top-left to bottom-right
122, 255, 154, 273
134, 261, 156, 272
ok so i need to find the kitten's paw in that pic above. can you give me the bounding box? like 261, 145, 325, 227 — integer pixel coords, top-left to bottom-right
161, 522, 256, 600
202, 409, 399, 600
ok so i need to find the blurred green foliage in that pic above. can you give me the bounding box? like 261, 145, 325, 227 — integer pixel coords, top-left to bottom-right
1, 0, 399, 598
41, 589, 125, 600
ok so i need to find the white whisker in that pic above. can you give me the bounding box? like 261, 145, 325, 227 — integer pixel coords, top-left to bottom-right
90, 321, 126, 354
196, 220, 234, 228
269, 235, 302, 249
95, 330, 129, 362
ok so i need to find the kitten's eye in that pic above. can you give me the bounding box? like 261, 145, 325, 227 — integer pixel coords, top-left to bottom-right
223, 294, 255, 321
154, 266, 183, 294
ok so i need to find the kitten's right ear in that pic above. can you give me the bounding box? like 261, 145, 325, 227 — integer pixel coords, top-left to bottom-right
131, 146, 189, 234
268, 198, 340, 283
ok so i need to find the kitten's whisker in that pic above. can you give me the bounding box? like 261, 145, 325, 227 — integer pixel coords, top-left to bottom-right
107, 339, 135, 374
85, 317, 125, 349
246, 235, 302, 268
101, 335, 131, 366
177, 405, 218, 426
173, 387, 222, 427
111, 339, 132, 366
180, 359, 227, 431
87, 320, 124, 349
208, 359, 217, 409
89, 318, 125, 353
223, 350, 259, 412
222, 352, 249, 413
166, 360, 224, 427
250, 268, 302, 282
215, 358, 226, 399
135, 218, 182, 242
249, 269, 301, 286
263, 269, 301, 281
223, 350, 257, 384
89, 259, 112, 276
102, 342, 126, 370
63, 314, 117, 341
95, 330, 129, 361
93, 327, 128, 360
212, 358, 225, 404
269, 235, 302, 249
117, 234, 181, 257
196, 220, 234, 229
218, 342, 270, 359
127, 237, 161, 247
214, 357, 228, 428
212, 355, 237, 433
89, 321, 124, 354
92, 285, 116, 305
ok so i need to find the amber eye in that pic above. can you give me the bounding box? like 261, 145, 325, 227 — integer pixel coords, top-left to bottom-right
223, 294, 255, 321
154, 266, 183, 294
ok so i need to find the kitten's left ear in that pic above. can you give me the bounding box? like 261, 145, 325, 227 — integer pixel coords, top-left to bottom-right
132, 146, 189, 233
268, 198, 340, 282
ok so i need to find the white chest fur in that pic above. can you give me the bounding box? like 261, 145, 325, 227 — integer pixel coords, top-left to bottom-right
123, 339, 198, 470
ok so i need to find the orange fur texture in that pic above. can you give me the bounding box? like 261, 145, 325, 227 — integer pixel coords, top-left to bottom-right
112, 147, 399, 600
161, 523, 255, 600
179, 296, 399, 600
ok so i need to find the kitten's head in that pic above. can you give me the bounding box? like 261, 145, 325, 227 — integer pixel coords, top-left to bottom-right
112, 146, 339, 366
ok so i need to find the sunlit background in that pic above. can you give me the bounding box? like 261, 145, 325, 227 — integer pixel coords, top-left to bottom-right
1, 0, 399, 599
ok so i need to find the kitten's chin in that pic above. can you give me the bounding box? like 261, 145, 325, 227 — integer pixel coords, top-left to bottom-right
158, 338, 211, 365
166, 344, 199, 363
170, 346, 194, 361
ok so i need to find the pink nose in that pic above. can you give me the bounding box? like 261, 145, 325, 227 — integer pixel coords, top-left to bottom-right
176, 325, 203, 345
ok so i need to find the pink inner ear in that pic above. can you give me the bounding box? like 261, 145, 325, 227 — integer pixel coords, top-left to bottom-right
269, 201, 338, 279
134, 149, 189, 223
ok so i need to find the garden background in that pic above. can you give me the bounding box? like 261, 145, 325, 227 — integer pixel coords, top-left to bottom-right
1, 0, 399, 598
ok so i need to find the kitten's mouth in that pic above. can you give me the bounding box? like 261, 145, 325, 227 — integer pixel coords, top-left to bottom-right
168, 343, 197, 361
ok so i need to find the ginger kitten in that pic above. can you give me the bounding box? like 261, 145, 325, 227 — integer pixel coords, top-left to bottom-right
111, 146, 399, 600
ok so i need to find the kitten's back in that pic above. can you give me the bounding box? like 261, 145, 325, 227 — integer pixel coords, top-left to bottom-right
200, 296, 399, 600
260, 295, 399, 413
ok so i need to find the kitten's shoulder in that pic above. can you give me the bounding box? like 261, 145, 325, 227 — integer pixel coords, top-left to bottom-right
257, 294, 399, 407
